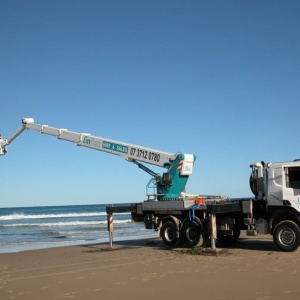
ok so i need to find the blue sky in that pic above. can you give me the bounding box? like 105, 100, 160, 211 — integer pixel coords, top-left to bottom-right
1, 0, 299, 207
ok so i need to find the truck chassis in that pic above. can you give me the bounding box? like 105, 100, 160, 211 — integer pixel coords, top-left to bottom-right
106, 197, 300, 252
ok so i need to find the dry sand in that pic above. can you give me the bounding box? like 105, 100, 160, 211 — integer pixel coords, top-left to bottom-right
1, 233, 300, 300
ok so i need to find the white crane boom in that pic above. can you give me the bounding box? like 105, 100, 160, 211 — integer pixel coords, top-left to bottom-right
2, 118, 179, 168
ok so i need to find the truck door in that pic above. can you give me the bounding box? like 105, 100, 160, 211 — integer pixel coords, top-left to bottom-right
267, 166, 284, 206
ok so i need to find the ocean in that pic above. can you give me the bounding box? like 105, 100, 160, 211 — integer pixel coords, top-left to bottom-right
0, 204, 157, 253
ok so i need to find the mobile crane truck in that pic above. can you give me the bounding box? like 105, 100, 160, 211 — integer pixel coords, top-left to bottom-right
1, 118, 300, 252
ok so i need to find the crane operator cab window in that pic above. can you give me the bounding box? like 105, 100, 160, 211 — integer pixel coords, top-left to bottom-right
285, 166, 300, 189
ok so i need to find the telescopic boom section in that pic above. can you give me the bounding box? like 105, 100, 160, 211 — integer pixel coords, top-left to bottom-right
24, 120, 176, 168
0, 118, 34, 155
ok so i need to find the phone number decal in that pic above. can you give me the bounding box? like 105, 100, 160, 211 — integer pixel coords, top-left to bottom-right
130, 148, 160, 162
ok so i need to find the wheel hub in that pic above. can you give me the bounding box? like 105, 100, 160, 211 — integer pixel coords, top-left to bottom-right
186, 228, 197, 241
165, 228, 175, 241
279, 228, 296, 246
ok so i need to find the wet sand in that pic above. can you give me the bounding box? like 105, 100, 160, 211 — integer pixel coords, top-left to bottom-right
1, 233, 300, 300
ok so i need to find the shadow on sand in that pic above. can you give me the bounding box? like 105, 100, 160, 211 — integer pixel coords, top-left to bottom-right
80, 235, 280, 254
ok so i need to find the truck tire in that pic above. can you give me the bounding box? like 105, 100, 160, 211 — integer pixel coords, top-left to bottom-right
161, 221, 180, 247
273, 220, 300, 252
182, 220, 205, 247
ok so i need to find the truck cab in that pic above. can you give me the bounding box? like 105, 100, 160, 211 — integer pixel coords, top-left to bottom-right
250, 161, 300, 251
268, 161, 300, 212
251, 160, 300, 212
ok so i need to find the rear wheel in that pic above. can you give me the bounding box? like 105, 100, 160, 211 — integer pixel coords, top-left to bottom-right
161, 221, 180, 247
182, 220, 205, 247
273, 220, 300, 252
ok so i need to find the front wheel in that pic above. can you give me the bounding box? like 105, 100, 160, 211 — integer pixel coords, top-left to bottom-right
273, 220, 300, 252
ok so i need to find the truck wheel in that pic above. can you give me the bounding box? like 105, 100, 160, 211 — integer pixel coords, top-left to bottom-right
273, 220, 300, 252
182, 220, 205, 247
161, 221, 180, 247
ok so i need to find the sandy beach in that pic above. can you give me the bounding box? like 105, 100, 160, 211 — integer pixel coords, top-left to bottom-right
1, 233, 300, 300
